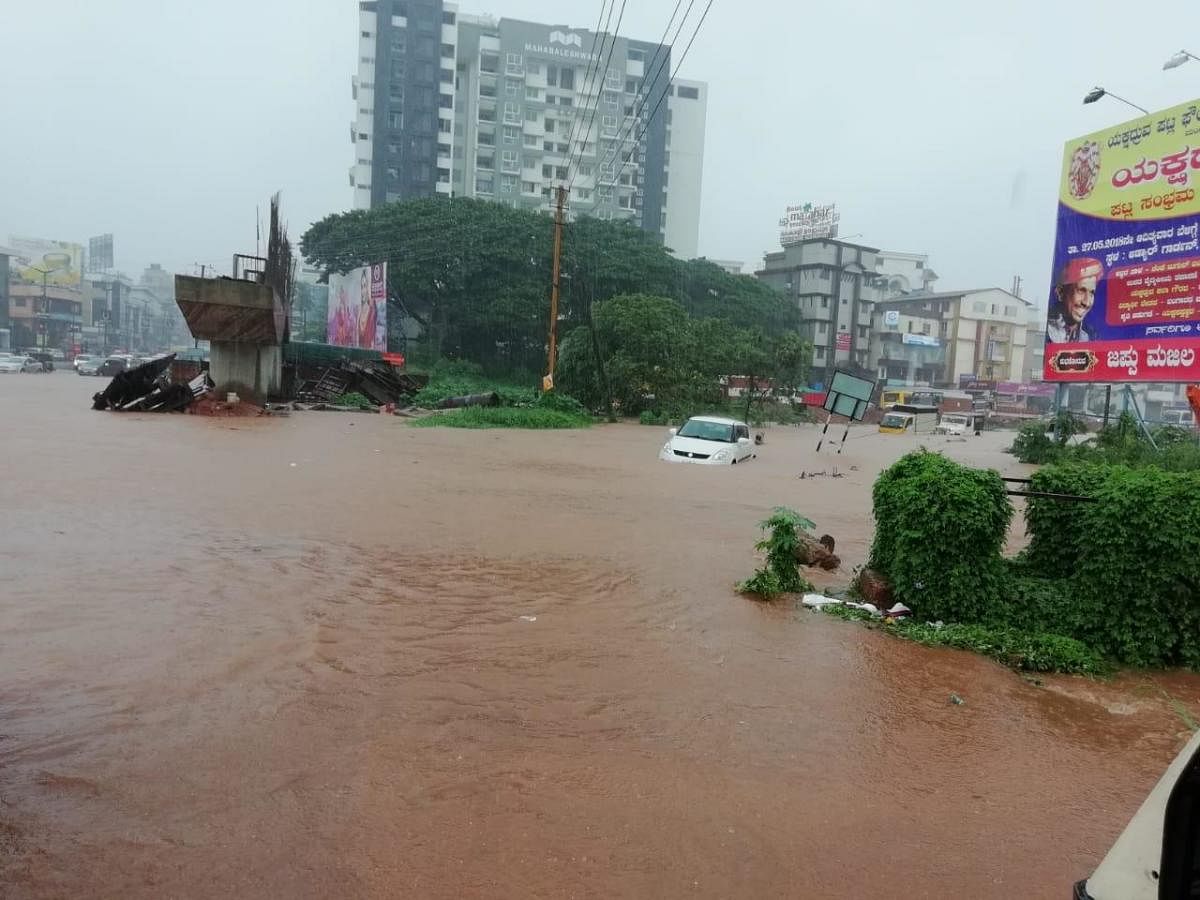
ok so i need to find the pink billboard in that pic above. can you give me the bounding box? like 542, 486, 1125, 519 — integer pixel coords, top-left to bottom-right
326, 262, 387, 351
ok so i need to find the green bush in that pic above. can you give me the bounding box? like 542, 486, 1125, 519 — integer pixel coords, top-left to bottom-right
409, 406, 591, 429
533, 391, 588, 416
738, 508, 815, 599
869, 450, 1013, 622
1009, 421, 1060, 464
818, 605, 1108, 675
410, 359, 538, 409
1022, 464, 1112, 573
639, 410, 670, 426
332, 391, 375, 410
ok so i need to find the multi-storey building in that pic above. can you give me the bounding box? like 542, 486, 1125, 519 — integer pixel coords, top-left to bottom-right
870, 288, 1031, 386
755, 238, 882, 388
352, 3, 707, 258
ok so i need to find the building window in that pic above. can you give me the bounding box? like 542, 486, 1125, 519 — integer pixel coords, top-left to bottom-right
438, 119, 451, 133
502, 150, 519, 171
557, 142, 569, 154
577, 188, 592, 200
527, 61, 541, 75
542, 164, 553, 178
475, 176, 494, 194
361, 56, 374, 64
525, 108, 538, 121
625, 78, 637, 93
543, 140, 554, 152
821, 296, 829, 308
560, 68, 575, 90
544, 118, 555, 133
501, 174, 517, 193
361, 30, 372, 38
438, 94, 452, 108
504, 79, 520, 96
503, 126, 519, 144
972, 301, 986, 313
522, 134, 537, 147
478, 153, 495, 168
818, 321, 828, 334
358, 132, 370, 140
579, 164, 593, 177
503, 102, 520, 124
442, 10, 456, 24
522, 180, 536, 193
677, 85, 700, 99
604, 90, 619, 108
628, 48, 644, 62
1004, 305, 1016, 317
525, 86, 540, 101
556, 166, 568, 180
478, 131, 495, 146
815, 345, 825, 359
441, 68, 454, 83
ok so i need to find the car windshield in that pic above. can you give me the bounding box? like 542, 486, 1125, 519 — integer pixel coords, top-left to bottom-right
881, 413, 910, 428
676, 419, 735, 442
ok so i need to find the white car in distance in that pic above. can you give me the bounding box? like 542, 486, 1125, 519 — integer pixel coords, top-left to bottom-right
659, 415, 755, 465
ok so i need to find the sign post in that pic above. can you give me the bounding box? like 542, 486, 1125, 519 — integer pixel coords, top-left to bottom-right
816, 369, 876, 453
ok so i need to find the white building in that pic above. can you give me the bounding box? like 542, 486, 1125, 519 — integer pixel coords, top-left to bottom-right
351, 1, 707, 258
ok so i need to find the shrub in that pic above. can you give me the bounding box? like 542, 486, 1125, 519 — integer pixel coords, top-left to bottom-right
533, 391, 589, 416
639, 410, 670, 426
1009, 421, 1060, 464
333, 391, 375, 410
738, 508, 815, 599
409, 406, 591, 429
869, 450, 1012, 622
1022, 463, 1112, 573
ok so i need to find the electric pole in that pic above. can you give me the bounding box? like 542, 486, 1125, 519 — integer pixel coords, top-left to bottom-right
544, 184, 566, 392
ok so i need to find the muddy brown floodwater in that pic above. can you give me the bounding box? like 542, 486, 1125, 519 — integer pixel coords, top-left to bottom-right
2, 373, 1199, 898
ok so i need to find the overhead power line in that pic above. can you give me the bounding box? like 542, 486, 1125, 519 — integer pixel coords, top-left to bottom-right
559, 0, 614, 174
563, 0, 629, 192
568, 0, 690, 193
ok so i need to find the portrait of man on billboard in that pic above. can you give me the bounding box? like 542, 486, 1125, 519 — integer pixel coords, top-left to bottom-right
1047, 257, 1102, 344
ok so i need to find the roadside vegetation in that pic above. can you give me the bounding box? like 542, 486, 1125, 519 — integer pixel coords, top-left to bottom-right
737, 508, 816, 599
301, 198, 818, 422
1010, 411, 1200, 471
739, 447, 1200, 675
410, 405, 592, 430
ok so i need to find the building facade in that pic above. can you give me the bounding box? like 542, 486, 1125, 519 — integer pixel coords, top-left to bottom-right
756, 238, 882, 387
352, 3, 706, 258
870, 288, 1031, 386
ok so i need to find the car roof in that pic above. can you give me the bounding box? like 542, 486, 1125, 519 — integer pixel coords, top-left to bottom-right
687, 415, 746, 426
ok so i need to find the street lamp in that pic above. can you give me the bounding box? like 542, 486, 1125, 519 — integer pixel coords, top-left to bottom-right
25, 262, 66, 349
1163, 50, 1200, 71
1082, 86, 1148, 115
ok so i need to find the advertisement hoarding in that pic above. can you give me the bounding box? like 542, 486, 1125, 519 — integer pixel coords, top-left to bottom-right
779, 203, 839, 246
9, 236, 84, 287
835, 331, 852, 351
1044, 99, 1200, 382
326, 262, 387, 351
88, 234, 114, 271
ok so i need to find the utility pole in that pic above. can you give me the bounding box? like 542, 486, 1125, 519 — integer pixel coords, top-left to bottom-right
544, 184, 566, 392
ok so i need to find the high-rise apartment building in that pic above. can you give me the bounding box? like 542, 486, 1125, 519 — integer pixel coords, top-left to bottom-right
352, 2, 707, 258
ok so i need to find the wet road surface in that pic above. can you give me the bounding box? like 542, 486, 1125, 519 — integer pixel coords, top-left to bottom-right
1, 373, 1197, 898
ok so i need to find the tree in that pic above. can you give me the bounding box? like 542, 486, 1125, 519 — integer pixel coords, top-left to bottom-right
300, 198, 800, 376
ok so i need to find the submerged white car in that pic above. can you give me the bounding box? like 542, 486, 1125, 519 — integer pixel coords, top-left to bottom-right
659, 415, 755, 465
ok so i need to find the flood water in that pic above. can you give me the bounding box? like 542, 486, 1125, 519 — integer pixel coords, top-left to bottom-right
1, 374, 1197, 898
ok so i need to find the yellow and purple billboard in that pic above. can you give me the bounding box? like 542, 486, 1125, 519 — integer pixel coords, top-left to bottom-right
1045, 99, 1200, 381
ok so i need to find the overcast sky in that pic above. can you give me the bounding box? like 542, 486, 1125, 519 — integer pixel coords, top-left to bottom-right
2, 0, 1198, 310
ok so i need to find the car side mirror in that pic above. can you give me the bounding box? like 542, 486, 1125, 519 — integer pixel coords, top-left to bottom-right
737, 436, 751, 445
668, 428, 677, 436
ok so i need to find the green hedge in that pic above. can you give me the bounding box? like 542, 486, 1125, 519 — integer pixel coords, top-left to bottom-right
869, 452, 1200, 668
869, 450, 1013, 623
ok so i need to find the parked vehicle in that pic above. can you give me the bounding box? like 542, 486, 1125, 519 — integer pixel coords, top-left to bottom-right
73, 354, 99, 371
1075, 727, 1200, 898
659, 415, 755, 465
77, 357, 105, 376
99, 355, 135, 377
879, 389, 913, 410
879, 404, 940, 435
23, 352, 54, 372
0, 356, 29, 374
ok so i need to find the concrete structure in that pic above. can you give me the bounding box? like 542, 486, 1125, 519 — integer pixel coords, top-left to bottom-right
6, 283, 83, 352
870, 288, 1032, 386
353, 3, 707, 257
176, 276, 285, 402
875, 250, 938, 297
756, 238, 883, 387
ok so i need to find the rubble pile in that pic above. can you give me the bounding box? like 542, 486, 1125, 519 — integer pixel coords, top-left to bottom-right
292, 359, 427, 407
92, 355, 212, 414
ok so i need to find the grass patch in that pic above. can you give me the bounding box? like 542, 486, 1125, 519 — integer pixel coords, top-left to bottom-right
816, 604, 1109, 675
333, 391, 375, 410
409, 406, 592, 429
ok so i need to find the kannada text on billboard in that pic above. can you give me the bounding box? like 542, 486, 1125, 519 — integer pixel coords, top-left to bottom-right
326, 262, 387, 352
1044, 99, 1200, 382
9, 236, 84, 288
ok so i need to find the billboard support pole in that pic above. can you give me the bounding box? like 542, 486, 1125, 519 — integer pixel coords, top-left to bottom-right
1103, 385, 1112, 430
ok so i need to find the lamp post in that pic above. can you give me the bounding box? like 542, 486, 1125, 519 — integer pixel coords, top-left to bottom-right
1082, 86, 1148, 115
25, 263, 65, 349
1163, 50, 1200, 71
